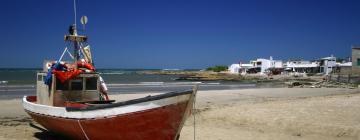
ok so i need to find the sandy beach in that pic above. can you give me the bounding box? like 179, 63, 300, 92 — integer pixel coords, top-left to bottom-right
1, 88, 360, 140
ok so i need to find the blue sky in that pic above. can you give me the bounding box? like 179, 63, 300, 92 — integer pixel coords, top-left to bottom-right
0, 0, 359, 69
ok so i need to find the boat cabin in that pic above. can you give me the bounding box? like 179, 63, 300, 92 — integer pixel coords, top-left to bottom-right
36, 69, 102, 107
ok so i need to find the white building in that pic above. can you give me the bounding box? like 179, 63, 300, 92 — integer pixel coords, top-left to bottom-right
320, 56, 337, 75
333, 62, 352, 73
251, 56, 283, 74
337, 62, 352, 67
228, 64, 241, 74
239, 64, 254, 74
284, 60, 319, 73
229, 54, 352, 75
228, 63, 254, 74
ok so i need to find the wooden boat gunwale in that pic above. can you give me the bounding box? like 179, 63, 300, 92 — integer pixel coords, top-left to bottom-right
66, 89, 193, 111
23, 89, 194, 119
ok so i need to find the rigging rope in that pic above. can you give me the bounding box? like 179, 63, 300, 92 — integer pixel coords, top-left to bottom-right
66, 47, 74, 59
58, 47, 68, 62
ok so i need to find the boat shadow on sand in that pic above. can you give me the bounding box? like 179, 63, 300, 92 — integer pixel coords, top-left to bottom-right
0, 117, 73, 140
34, 131, 74, 140
30, 123, 74, 140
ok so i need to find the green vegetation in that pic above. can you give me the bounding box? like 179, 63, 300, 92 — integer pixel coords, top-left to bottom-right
206, 65, 228, 72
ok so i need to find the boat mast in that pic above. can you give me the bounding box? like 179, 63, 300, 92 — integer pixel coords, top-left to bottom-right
72, 25, 80, 69
73, 0, 77, 28
72, 0, 78, 69
64, 0, 87, 69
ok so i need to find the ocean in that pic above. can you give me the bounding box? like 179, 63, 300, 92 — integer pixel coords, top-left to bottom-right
0, 68, 268, 99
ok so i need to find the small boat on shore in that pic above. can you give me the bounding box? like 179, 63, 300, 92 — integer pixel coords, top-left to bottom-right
22, 5, 197, 140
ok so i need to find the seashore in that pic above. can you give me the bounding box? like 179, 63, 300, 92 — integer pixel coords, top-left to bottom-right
1, 87, 360, 140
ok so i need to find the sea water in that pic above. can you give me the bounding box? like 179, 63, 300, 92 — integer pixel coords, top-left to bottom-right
0, 68, 257, 99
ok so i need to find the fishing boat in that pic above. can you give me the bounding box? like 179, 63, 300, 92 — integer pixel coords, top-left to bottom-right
22, 5, 197, 140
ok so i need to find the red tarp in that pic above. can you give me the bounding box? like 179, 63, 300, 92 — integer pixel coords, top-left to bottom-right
52, 70, 82, 83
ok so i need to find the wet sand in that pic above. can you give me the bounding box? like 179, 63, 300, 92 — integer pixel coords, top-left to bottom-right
1, 88, 360, 140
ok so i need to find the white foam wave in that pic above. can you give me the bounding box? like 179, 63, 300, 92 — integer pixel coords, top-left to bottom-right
0, 85, 35, 88
0, 89, 35, 92
100, 72, 124, 75
107, 82, 220, 86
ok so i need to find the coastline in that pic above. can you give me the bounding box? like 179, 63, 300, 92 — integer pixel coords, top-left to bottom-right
1, 88, 360, 139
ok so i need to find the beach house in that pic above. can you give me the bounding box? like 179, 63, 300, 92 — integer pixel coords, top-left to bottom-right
284, 60, 319, 73
228, 64, 241, 74
228, 54, 352, 75
333, 61, 352, 73
320, 55, 337, 75
251, 56, 283, 74
228, 63, 254, 74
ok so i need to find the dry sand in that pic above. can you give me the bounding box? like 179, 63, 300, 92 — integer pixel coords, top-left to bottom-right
1, 88, 360, 140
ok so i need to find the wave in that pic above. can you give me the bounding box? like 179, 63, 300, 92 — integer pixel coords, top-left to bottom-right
0, 84, 35, 88
100, 72, 124, 75
139, 82, 164, 85
162, 69, 182, 71
0, 89, 35, 92
107, 82, 220, 86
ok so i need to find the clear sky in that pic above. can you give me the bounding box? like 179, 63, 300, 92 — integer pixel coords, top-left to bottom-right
0, 0, 359, 69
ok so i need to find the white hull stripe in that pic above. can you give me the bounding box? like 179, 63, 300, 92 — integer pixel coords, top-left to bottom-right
23, 94, 191, 119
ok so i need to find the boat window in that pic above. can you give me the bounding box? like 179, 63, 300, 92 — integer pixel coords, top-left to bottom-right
56, 79, 69, 90
37, 75, 42, 81
86, 77, 97, 90
71, 79, 83, 90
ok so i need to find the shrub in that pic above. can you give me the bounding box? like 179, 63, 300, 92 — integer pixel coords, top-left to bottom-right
206, 65, 228, 72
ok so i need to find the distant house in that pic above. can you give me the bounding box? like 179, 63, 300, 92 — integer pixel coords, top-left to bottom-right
228, 63, 254, 74
333, 62, 352, 73
337, 62, 352, 67
228, 64, 240, 74
251, 56, 283, 74
284, 60, 319, 73
229, 54, 353, 75
240, 64, 254, 74
320, 56, 337, 75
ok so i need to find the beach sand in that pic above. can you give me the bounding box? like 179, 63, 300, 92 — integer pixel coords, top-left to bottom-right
1, 88, 360, 140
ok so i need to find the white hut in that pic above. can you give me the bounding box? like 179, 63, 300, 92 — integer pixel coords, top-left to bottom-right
228, 64, 241, 74
320, 55, 337, 75
228, 63, 254, 74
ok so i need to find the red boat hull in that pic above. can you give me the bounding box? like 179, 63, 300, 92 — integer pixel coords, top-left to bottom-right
26, 101, 189, 140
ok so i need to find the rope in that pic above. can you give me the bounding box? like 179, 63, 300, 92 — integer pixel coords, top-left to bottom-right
79, 45, 87, 61
58, 47, 68, 62
78, 120, 89, 140
66, 47, 74, 59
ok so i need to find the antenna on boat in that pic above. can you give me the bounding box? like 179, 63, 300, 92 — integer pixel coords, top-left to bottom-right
73, 0, 77, 28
